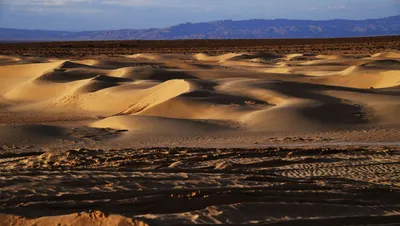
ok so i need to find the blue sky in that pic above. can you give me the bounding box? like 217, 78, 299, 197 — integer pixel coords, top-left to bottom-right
0, 0, 399, 30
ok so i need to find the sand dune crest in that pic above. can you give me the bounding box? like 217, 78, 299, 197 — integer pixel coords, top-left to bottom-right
1, 49, 400, 226
0, 51, 398, 135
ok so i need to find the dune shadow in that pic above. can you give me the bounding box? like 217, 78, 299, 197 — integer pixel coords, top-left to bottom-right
181, 90, 271, 106
252, 81, 375, 125
360, 59, 400, 70
122, 68, 200, 81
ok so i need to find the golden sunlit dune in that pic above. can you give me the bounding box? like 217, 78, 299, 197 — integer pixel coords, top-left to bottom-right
1, 50, 400, 226
0, 51, 399, 137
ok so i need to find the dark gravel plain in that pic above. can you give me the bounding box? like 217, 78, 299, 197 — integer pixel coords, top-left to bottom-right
0, 36, 399, 57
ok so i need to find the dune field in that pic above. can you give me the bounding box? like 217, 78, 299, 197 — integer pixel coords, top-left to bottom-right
0, 47, 400, 225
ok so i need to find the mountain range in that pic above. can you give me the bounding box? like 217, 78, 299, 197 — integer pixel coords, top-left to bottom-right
0, 16, 399, 41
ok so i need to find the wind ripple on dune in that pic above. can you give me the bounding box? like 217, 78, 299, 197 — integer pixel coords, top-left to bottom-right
1, 51, 400, 226
0, 51, 399, 136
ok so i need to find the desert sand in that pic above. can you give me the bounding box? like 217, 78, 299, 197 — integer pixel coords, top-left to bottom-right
0, 48, 400, 225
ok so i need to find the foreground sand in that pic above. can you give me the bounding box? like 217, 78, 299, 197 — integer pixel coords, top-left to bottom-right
1, 147, 400, 225
0, 50, 400, 225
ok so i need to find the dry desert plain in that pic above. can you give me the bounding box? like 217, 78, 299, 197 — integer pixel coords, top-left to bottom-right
0, 37, 400, 225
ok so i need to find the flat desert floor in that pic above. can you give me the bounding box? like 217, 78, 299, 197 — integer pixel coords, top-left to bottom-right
0, 40, 400, 225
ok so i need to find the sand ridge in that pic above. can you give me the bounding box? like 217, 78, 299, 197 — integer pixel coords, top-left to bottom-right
0, 50, 400, 225
0, 51, 399, 140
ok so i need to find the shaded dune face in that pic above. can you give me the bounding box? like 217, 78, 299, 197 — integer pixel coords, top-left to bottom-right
0, 52, 400, 226
0, 51, 399, 136
359, 59, 400, 70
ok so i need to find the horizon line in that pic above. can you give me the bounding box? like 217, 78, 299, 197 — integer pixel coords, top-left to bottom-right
0, 14, 398, 33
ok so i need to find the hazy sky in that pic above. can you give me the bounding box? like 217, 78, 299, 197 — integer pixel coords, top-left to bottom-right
0, 0, 399, 30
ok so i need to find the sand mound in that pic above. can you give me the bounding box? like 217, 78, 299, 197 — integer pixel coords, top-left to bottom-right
372, 51, 400, 59
0, 61, 73, 96
127, 53, 161, 61
285, 53, 316, 61
374, 70, 400, 89
118, 79, 192, 115
239, 80, 373, 130
0, 61, 63, 78
57, 61, 93, 69
338, 65, 362, 75
3, 67, 192, 113
137, 88, 269, 121
0, 211, 147, 226
36, 69, 101, 83
72, 59, 100, 66
117, 79, 192, 115
74, 75, 128, 93
1, 51, 400, 145
360, 59, 400, 70
74, 79, 192, 115
243, 100, 324, 132
230, 52, 281, 61
1, 49, 400, 226
91, 115, 227, 133
116, 68, 199, 81
3, 76, 92, 102
128, 53, 192, 61
300, 58, 349, 66
91, 74, 132, 83
316, 54, 370, 60
285, 53, 303, 60
326, 65, 400, 88
194, 53, 241, 62
137, 98, 242, 120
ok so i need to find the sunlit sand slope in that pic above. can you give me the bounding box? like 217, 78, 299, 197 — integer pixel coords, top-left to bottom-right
0, 52, 399, 137
1, 51, 400, 226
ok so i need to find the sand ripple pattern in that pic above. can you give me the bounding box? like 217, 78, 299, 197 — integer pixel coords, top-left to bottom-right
1, 148, 400, 225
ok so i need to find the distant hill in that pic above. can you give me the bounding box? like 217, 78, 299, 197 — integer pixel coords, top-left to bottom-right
0, 16, 399, 41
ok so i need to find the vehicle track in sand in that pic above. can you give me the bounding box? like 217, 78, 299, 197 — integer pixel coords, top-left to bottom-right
1, 147, 399, 225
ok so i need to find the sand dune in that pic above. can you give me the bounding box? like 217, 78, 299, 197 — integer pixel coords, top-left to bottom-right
0, 51, 399, 135
77, 79, 191, 115
321, 65, 400, 89
372, 51, 400, 59
1, 51, 400, 225
194, 53, 242, 62
91, 115, 230, 133
360, 59, 400, 69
